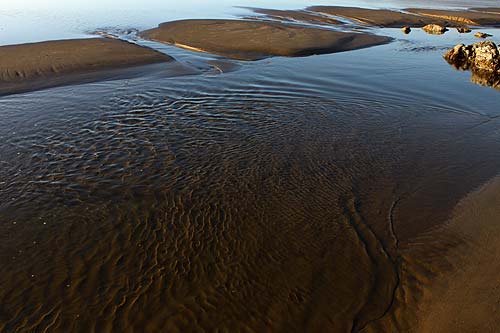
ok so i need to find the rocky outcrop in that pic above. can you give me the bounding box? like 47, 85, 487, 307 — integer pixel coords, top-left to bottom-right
444, 41, 500, 90
422, 24, 448, 34
444, 41, 499, 72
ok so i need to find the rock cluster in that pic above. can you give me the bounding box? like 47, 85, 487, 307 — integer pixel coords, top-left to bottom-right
444, 41, 499, 72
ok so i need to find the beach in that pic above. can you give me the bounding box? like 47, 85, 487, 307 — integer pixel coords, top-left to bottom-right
1, 2, 500, 332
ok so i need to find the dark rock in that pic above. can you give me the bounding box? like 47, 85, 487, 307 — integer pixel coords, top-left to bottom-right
402, 26, 411, 34
474, 32, 492, 38
456, 26, 472, 33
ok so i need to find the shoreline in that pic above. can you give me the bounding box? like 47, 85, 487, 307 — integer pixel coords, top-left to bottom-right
1, 5, 499, 95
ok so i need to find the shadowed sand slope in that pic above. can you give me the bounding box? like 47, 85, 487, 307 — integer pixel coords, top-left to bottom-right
0, 38, 172, 95
307, 6, 447, 28
140, 19, 391, 61
406, 8, 500, 26
414, 177, 500, 332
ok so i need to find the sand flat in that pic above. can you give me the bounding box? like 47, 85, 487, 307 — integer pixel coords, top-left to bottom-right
406, 8, 500, 26
140, 19, 391, 61
0, 38, 172, 95
307, 6, 447, 28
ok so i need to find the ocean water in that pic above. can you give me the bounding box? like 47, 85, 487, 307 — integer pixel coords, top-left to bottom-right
1, 1, 500, 332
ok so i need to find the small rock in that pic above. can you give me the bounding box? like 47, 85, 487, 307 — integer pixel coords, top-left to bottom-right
456, 26, 472, 33
402, 26, 411, 34
474, 32, 492, 38
422, 24, 448, 35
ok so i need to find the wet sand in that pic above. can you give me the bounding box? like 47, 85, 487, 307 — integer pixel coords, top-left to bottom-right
0, 38, 172, 95
1, 3, 500, 333
140, 19, 391, 61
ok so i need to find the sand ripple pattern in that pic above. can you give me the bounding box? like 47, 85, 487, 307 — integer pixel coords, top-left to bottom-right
1, 69, 500, 332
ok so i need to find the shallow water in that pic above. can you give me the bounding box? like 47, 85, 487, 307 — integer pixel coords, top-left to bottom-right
1, 1, 500, 332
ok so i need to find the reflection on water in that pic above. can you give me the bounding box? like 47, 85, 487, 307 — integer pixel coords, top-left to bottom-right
470, 69, 500, 90
1, 30, 500, 330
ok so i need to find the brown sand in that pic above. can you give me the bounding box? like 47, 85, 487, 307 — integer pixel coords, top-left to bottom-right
406, 8, 500, 26
0, 38, 172, 95
140, 19, 391, 61
307, 6, 448, 28
251, 8, 343, 25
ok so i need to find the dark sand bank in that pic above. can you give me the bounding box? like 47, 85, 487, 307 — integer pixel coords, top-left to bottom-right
307, 6, 447, 28
0, 38, 172, 95
250, 8, 343, 26
406, 8, 500, 26
140, 19, 391, 61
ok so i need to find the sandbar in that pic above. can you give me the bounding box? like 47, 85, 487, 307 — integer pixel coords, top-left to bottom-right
0, 38, 173, 95
140, 19, 391, 61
